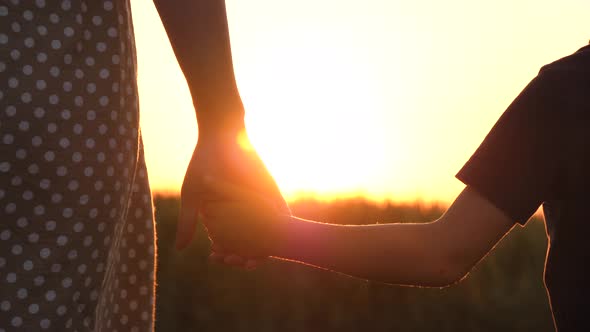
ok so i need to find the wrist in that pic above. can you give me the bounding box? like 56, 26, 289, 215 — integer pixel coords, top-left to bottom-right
194, 90, 246, 136
271, 215, 298, 259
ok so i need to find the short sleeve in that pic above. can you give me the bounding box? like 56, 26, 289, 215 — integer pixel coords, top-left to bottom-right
456, 70, 564, 225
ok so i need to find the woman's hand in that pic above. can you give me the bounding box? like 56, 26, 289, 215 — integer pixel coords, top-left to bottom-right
200, 176, 289, 259
176, 127, 289, 265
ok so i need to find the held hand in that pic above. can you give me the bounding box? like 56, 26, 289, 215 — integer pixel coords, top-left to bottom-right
200, 176, 289, 258
176, 128, 290, 253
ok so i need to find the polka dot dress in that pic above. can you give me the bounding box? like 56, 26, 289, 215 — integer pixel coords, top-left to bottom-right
0, 1, 156, 331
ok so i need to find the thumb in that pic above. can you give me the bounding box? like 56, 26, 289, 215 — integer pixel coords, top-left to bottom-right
176, 192, 201, 250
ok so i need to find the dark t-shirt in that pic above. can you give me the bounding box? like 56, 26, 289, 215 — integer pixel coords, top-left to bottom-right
457, 44, 590, 332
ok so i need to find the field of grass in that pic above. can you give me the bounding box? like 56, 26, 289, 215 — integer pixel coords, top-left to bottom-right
153, 196, 554, 332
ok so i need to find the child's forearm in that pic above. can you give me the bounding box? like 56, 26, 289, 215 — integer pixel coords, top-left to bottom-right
274, 216, 464, 287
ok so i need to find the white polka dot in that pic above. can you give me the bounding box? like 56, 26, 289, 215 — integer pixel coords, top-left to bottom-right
28, 233, 39, 243
6, 272, 17, 283
67, 250, 77, 260
56, 305, 67, 316
44, 151, 55, 161
21, 92, 32, 103
72, 152, 82, 163
56, 166, 68, 176
45, 290, 56, 301
73, 222, 84, 233
68, 180, 79, 191
94, 180, 104, 191
59, 137, 70, 148
18, 121, 30, 131
92, 15, 102, 25
86, 138, 95, 149
56, 235, 68, 247
96, 42, 107, 52
37, 25, 47, 35
63, 81, 72, 92
8, 77, 18, 88
24, 37, 35, 48
51, 39, 61, 50
34, 107, 45, 118
10, 49, 20, 60
0, 230, 10, 241
40, 248, 51, 259
39, 178, 51, 189
51, 193, 62, 203
2, 134, 13, 145
16, 288, 27, 299
28, 303, 39, 314
22, 64, 33, 75
34, 205, 45, 215
23, 260, 33, 271
64, 26, 74, 37
34, 275, 45, 286
49, 95, 59, 105
4, 203, 16, 214
0, 162, 11, 172
73, 122, 83, 133
31, 136, 42, 146
84, 166, 94, 176
99, 96, 110, 107
10, 176, 21, 186
11, 316, 22, 327
11, 244, 22, 255
11, 21, 21, 33
22, 190, 33, 200
97, 152, 106, 162
16, 217, 27, 227
49, 13, 59, 23
0, 301, 10, 311
45, 220, 56, 231
37, 52, 47, 63
35, 0, 45, 7
62, 208, 73, 218
47, 123, 57, 133
4, 105, 16, 117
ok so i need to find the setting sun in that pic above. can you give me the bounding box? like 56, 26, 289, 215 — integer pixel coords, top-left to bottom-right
131, 0, 589, 203
236, 40, 388, 199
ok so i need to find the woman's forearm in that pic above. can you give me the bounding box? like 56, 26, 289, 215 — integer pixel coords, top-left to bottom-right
274, 216, 462, 287
153, 0, 244, 133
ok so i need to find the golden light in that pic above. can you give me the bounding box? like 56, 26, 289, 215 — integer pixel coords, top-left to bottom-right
132, 0, 589, 203
234, 38, 389, 200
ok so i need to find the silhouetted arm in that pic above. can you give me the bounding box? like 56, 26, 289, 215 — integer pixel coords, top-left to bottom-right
203, 183, 515, 287
152, 1, 290, 250
275, 187, 515, 287
153, 0, 244, 136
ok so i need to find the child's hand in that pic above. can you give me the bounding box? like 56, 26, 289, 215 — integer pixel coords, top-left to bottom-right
201, 176, 289, 260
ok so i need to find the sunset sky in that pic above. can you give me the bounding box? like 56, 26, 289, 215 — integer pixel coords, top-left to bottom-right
131, 0, 588, 204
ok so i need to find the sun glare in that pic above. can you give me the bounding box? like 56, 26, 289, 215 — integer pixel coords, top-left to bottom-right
234, 42, 389, 200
